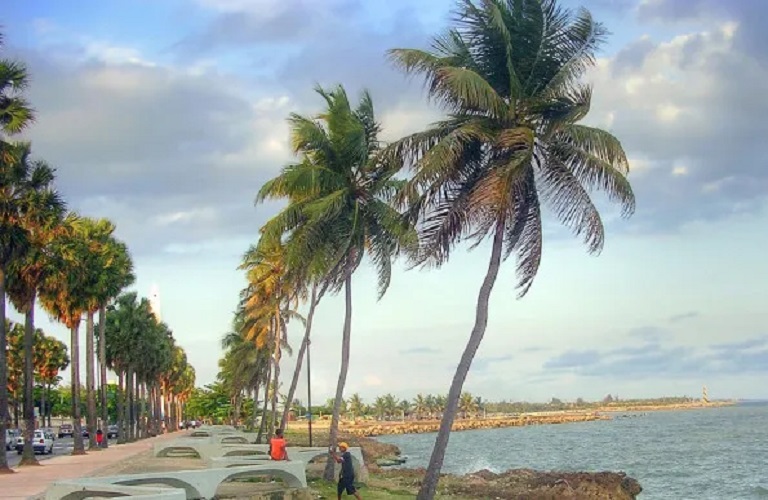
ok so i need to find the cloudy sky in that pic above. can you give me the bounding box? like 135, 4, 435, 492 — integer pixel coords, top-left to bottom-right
4, 0, 767, 404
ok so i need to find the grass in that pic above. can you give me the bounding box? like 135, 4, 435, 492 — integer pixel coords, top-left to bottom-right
308, 478, 416, 499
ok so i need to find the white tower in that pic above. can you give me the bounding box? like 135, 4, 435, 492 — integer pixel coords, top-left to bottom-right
149, 284, 161, 322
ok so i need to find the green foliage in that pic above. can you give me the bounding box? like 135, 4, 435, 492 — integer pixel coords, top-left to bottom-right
386, 0, 635, 295
185, 383, 231, 423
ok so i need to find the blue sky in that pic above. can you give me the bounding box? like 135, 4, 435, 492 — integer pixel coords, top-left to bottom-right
4, 0, 768, 403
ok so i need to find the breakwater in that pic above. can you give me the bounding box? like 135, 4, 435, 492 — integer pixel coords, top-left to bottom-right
340, 412, 609, 437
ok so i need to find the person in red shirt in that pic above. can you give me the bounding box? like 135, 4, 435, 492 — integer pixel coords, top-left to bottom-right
269, 428, 288, 461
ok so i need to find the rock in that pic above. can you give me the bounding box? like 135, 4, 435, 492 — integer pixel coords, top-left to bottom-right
375, 467, 642, 499
376, 456, 408, 467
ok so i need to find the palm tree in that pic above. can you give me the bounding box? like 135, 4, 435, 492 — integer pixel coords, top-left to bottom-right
0, 35, 35, 471
398, 399, 411, 421
0, 33, 34, 139
39, 214, 90, 455
459, 392, 477, 419
3, 144, 63, 465
39, 214, 99, 455
239, 239, 301, 437
74, 218, 133, 449
348, 393, 365, 421
257, 85, 416, 480
95, 234, 133, 447
413, 394, 428, 420
386, 1, 636, 496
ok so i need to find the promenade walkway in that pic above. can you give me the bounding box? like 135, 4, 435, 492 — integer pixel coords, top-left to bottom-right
1, 431, 183, 499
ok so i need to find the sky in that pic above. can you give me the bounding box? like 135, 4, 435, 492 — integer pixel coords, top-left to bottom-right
3, 0, 768, 404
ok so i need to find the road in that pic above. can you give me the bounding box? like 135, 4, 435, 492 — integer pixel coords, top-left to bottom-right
5, 436, 117, 468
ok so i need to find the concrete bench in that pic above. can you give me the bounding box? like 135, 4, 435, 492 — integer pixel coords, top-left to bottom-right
45, 481, 186, 500
45, 462, 307, 500
206, 447, 368, 482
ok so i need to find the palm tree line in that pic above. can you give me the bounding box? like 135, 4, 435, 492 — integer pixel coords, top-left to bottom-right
218, 1, 636, 496
317, 392, 484, 421
1, 32, 195, 472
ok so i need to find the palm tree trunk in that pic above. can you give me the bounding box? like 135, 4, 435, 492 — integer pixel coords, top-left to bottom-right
46, 383, 52, 427
71, 325, 86, 455
280, 284, 324, 431
0, 268, 13, 474
416, 217, 506, 500
126, 368, 134, 442
85, 311, 97, 450
323, 262, 354, 481
137, 382, 144, 439
40, 382, 46, 431
155, 384, 162, 435
20, 300, 39, 466
269, 357, 279, 438
306, 326, 313, 447
252, 385, 259, 431
98, 304, 109, 448
256, 362, 271, 444
117, 371, 125, 444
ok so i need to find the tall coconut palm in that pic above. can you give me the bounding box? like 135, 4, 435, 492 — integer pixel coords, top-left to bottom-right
386, 1, 635, 496
257, 85, 416, 480
5, 145, 64, 465
0, 33, 35, 473
239, 239, 303, 436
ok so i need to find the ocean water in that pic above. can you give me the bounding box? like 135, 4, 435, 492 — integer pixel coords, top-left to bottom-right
376, 403, 768, 499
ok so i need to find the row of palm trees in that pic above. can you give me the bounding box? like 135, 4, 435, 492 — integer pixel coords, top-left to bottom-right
4, 319, 69, 427
228, 1, 635, 496
103, 292, 196, 443
343, 392, 484, 421
1, 32, 195, 472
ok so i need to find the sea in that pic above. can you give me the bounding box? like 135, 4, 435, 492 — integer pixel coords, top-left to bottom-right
376, 402, 768, 499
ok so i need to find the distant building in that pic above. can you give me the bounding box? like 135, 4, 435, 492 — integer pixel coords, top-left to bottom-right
149, 284, 161, 321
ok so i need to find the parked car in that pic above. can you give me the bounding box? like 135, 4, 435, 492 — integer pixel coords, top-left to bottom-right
15, 430, 54, 455
106, 425, 119, 439
58, 423, 73, 439
40, 427, 56, 440
82, 428, 89, 438
5, 429, 20, 451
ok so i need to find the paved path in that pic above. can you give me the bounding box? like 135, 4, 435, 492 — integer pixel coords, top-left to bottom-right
0, 431, 183, 499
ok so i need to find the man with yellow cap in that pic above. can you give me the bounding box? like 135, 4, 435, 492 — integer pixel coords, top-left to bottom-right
330, 442, 362, 499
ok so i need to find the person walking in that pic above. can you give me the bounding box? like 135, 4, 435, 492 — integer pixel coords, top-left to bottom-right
330, 442, 362, 499
95, 429, 104, 448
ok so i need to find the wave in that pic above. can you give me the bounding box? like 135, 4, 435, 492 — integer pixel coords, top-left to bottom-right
458, 457, 502, 475
753, 485, 768, 497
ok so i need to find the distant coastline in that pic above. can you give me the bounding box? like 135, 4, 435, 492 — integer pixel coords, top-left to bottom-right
322, 400, 737, 437
596, 400, 736, 413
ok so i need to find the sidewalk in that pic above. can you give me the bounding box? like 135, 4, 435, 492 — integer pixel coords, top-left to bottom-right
1, 431, 182, 499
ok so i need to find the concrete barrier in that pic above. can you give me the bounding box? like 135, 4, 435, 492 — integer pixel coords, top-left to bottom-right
45, 462, 307, 500
205, 447, 368, 482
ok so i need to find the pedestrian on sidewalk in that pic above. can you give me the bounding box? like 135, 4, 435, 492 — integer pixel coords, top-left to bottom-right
96, 429, 104, 448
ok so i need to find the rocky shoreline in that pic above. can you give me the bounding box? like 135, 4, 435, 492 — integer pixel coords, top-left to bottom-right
333, 433, 643, 499
339, 412, 609, 437
374, 467, 643, 499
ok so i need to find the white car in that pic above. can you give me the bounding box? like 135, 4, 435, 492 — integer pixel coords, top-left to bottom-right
15, 430, 54, 455
5, 429, 20, 451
